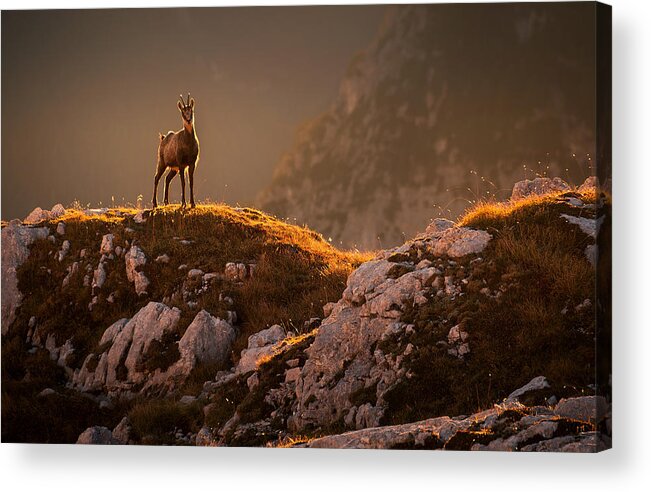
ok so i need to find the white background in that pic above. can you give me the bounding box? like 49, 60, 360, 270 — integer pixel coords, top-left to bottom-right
1, 0, 649, 490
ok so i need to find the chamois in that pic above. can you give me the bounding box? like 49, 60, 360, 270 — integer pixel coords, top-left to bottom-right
152, 93, 200, 208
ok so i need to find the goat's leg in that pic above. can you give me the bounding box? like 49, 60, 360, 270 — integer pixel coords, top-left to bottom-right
164, 169, 177, 206
152, 166, 165, 208
179, 168, 187, 208
188, 163, 196, 208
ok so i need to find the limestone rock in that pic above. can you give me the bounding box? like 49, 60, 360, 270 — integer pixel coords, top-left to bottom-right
56, 222, 66, 236
447, 324, 470, 358
125, 245, 149, 295
560, 214, 598, 238
236, 325, 285, 374
511, 177, 570, 201
120, 302, 181, 383
225, 262, 250, 281
99, 318, 130, 346
1, 222, 49, 334
76, 426, 116, 445
425, 218, 455, 235
431, 227, 492, 257
175, 310, 236, 376
38, 388, 56, 397
100, 234, 115, 254
57, 240, 71, 262
23, 207, 51, 224
505, 376, 550, 402
307, 415, 470, 449
554, 395, 608, 424
74, 302, 181, 392
112, 417, 132, 444
155, 254, 170, 264
50, 204, 66, 218
342, 260, 396, 306
92, 261, 107, 292
133, 272, 150, 296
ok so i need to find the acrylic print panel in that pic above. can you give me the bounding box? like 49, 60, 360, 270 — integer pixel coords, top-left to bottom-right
1, 2, 611, 451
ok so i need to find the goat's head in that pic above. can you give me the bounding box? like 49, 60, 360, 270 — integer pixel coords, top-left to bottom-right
177, 93, 195, 124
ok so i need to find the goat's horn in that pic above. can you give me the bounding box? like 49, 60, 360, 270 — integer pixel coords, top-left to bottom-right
179, 94, 185, 106
186, 93, 191, 106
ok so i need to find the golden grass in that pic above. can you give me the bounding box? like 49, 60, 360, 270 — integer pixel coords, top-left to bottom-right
255, 329, 318, 369
456, 187, 599, 229
150, 204, 374, 266
266, 434, 315, 448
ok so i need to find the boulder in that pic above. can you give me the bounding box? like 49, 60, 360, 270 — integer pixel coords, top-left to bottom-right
99, 318, 130, 346
431, 227, 492, 257
1, 222, 49, 334
224, 262, 239, 280
305, 396, 609, 452
511, 177, 570, 200
155, 254, 170, 264
62, 261, 79, 288
560, 214, 599, 238
307, 415, 470, 449
505, 376, 550, 403
112, 417, 132, 444
100, 234, 115, 254
56, 222, 66, 236
554, 396, 608, 424
125, 245, 149, 295
75, 302, 181, 391
50, 203, 66, 218
175, 310, 236, 375
342, 260, 396, 305
76, 426, 116, 445
133, 272, 150, 296
425, 218, 455, 235
23, 207, 51, 224
236, 325, 285, 374
447, 324, 470, 358
92, 261, 107, 292
120, 302, 181, 383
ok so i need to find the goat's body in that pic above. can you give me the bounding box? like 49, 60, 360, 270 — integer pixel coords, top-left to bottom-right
152, 98, 200, 208
158, 128, 199, 172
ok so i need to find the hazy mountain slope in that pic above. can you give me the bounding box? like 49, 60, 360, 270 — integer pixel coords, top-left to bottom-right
258, 4, 596, 248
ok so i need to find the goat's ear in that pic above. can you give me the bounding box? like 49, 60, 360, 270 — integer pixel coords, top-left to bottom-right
190, 98, 195, 109
178, 101, 184, 111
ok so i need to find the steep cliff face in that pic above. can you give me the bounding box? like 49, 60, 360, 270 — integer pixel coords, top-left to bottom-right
258, 4, 596, 249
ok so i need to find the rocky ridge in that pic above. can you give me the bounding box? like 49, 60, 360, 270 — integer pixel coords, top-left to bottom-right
2, 177, 610, 450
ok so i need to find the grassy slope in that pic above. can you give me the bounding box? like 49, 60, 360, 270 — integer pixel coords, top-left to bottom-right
2, 204, 370, 443
2, 188, 607, 445
382, 188, 604, 424
201, 187, 607, 447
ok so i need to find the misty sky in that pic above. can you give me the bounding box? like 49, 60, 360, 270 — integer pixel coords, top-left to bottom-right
1, 6, 387, 219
